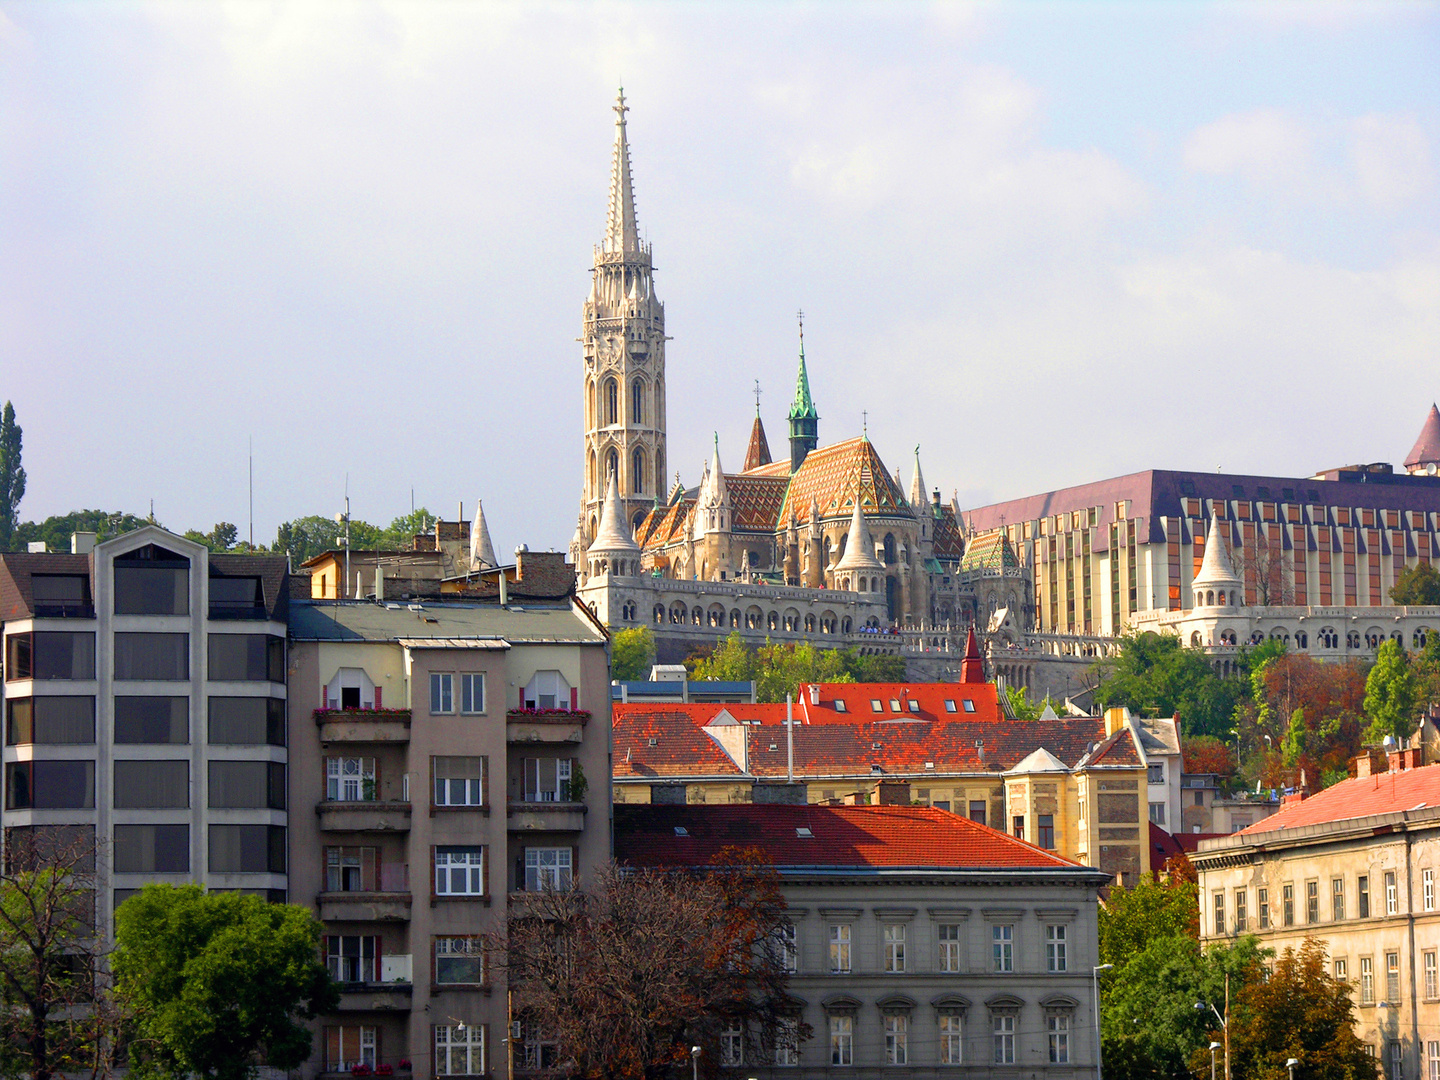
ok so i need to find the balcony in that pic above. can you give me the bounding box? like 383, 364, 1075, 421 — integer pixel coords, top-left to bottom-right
507, 802, 587, 833
319, 891, 412, 922
506, 708, 589, 745
334, 982, 414, 1012
318, 801, 412, 833
318, 1062, 412, 1080
316, 708, 411, 745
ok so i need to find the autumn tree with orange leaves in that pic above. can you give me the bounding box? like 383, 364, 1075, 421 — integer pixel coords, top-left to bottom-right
493, 852, 806, 1080
1239, 652, 1368, 787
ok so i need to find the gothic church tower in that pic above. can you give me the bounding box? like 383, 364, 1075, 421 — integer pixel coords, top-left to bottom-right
578, 90, 667, 547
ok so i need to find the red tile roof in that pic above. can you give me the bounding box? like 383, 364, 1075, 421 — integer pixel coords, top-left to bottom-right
727, 474, 791, 532
615, 709, 747, 778
743, 415, 772, 472
1404, 403, 1440, 470
794, 682, 1003, 723
614, 803, 1084, 870
1236, 764, 1440, 835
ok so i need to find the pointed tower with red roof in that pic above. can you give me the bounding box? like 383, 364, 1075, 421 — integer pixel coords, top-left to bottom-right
1404, 402, 1440, 476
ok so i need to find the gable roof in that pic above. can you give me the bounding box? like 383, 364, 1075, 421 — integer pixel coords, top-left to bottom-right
614, 708, 748, 778
614, 803, 1086, 871
1236, 763, 1440, 835
727, 474, 791, 532
795, 682, 1003, 723
960, 530, 1020, 573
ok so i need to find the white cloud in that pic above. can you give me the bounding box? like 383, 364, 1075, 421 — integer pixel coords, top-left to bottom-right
1351, 113, 1434, 211
1182, 108, 1312, 182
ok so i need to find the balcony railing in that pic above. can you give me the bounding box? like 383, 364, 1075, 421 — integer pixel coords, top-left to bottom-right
32, 601, 95, 619
315, 708, 412, 744
317, 801, 412, 833
506, 709, 588, 745
507, 802, 587, 833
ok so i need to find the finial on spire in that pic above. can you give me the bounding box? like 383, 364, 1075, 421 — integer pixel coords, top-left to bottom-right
862, 409, 868, 438
604, 88, 640, 254
753, 379, 762, 416
797, 308, 805, 346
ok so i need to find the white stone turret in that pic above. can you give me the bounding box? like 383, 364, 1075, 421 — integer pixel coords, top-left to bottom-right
832, 494, 883, 595
1192, 512, 1243, 609
694, 434, 730, 537
469, 498, 497, 571
909, 446, 926, 509
587, 471, 642, 579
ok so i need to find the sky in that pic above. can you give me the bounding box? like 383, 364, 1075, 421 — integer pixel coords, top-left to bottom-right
2, 1, 1438, 557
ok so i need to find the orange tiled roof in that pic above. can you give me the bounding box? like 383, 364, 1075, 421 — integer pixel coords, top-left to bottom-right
615, 708, 747, 778
777, 437, 910, 526
934, 504, 964, 561
795, 682, 1003, 723
1236, 763, 1440, 835
1082, 727, 1144, 768
638, 498, 696, 551
727, 474, 791, 532
615, 803, 1084, 870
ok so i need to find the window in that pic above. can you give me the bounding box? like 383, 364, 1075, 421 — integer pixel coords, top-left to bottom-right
870, 699, 882, 713
1048, 1012, 1070, 1064
523, 670, 571, 710
115, 696, 188, 743
1150, 802, 1166, 825
1429, 1041, 1439, 1080
326, 1025, 376, 1072
1336, 958, 1348, 982
1148, 763, 1164, 783
829, 924, 851, 973
1214, 892, 1225, 935
968, 800, 986, 826
1047, 924, 1068, 972
1235, 890, 1248, 932
329, 757, 376, 802
993, 1013, 1016, 1064
1360, 875, 1371, 917
523, 847, 572, 891
776, 922, 797, 972
1386, 871, 1398, 915
116, 632, 188, 680
435, 1023, 484, 1076
208, 761, 285, 809
829, 1015, 853, 1067
208, 575, 263, 617
207, 634, 283, 682
1038, 814, 1055, 849
833, 700, 847, 713
326, 847, 375, 892
962, 699, 976, 713
114, 824, 189, 873
907, 699, 920, 714
1012, 816, 1024, 841
1307, 880, 1319, 923
722, 1024, 743, 1067
430, 673, 453, 714
1258, 888, 1270, 929
884, 1014, 908, 1065
773, 1016, 799, 1066
1390, 1042, 1403, 1080
31, 574, 92, 617
435, 847, 485, 896
114, 760, 189, 808
521, 1023, 559, 1071
1334, 878, 1346, 921
1426, 869, 1435, 911
1361, 957, 1375, 1004
459, 673, 484, 714
326, 935, 377, 983
938, 924, 963, 972
209, 697, 285, 745
522, 757, 574, 802
6, 697, 95, 745
883, 923, 906, 972
114, 556, 189, 615
1387, 952, 1401, 1003
434, 757, 484, 806
435, 937, 485, 985
992, 924, 1013, 972
944, 699, 957, 712
939, 1011, 964, 1064
7, 631, 96, 680
1283, 884, 1294, 926
5, 760, 95, 809
210, 824, 285, 873
1426, 951, 1437, 999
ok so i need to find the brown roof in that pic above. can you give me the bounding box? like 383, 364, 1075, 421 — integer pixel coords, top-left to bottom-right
1405, 403, 1440, 470
1236, 763, 1440, 835
0, 552, 92, 621
743, 414, 772, 472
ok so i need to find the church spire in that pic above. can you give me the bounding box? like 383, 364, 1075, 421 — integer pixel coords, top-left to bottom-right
604, 87, 640, 255
909, 446, 926, 509
787, 311, 819, 474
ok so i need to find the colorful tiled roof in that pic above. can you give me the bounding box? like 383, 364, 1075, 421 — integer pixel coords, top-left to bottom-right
727, 474, 791, 532
637, 498, 696, 551
743, 415, 772, 472
794, 682, 1003, 724
614, 803, 1084, 870
776, 437, 911, 526
1079, 727, 1144, 768
933, 504, 964, 562
960, 530, 1020, 573
1236, 763, 1440, 835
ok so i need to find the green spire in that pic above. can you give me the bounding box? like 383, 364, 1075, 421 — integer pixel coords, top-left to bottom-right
787, 338, 818, 421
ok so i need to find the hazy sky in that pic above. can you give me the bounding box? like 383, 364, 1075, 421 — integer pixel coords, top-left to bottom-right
3, 1, 1437, 556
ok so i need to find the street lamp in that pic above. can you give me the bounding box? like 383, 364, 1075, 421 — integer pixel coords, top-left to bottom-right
1093, 964, 1113, 1080
1195, 994, 1230, 1080
1209, 1042, 1222, 1080
691, 1045, 701, 1080
1287, 1057, 1299, 1080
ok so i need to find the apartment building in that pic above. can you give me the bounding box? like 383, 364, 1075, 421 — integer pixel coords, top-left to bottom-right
615, 800, 1109, 1078
1, 527, 290, 931
286, 595, 611, 1080
1193, 757, 1440, 1080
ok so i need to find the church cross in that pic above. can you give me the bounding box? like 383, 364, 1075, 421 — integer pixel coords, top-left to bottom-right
753, 379, 762, 415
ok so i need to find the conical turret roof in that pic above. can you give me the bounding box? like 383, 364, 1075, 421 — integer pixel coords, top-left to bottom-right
787, 344, 818, 421
909, 446, 926, 508
1404, 403, 1440, 473
469, 498, 497, 570
589, 470, 641, 555
1192, 513, 1242, 596
743, 413, 772, 471
833, 495, 883, 573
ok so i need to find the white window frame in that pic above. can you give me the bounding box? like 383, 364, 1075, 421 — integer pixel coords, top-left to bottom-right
883, 923, 906, 973
992, 924, 1013, 973
1425, 951, 1437, 999
1427, 1040, 1439, 1080
939, 1011, 964, 1064
1336, 957, 1349, 982
884, 1014, 908, 1066
777, 922, 797, 973
326, 935, 376, 984
326, 757, 374, 802
523, 669, 570, 710
829, 923, 851, 974
459, 672, 485, 715
938, 923, 962, 973
1386, 871, 1398, 915
829, 1015, 853, 1067
430, 672, 454, 714
523, 757, 574, 803
524, 847, 573, 891
433, 757, 484, 807
434, 936, 485, 986
1048, 1012, 1071, 1064
774, 1017, 799, 1067
1425, 868, 1435, 912
1046, 924, 1068, 972
1387, 951, 1401, 1003
993, 1013, 1016, 1064
434, 846, 484, 896
435, 1023, 484, 1076
721, 1024, 743, 1067
1362, 956, 1375, 1004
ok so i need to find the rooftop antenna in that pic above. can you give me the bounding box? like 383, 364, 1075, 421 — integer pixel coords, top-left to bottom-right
248, 435, 254, 550
335, 475, 351, 602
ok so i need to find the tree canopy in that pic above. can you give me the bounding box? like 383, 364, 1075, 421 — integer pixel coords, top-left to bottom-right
0, 401, 24, 551
612, 626, 657, 681
1093, 632, 1261, 739
1363, 639, 1420, 744
112, 886, 336, 1080
1389, 562, 1440, 605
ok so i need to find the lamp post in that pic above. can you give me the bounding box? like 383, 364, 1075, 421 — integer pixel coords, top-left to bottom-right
1287, 1058, 1299, 1080
1210, 1042, 1222, 1080
691, 1045, 701, 1080
1195, 979, 1231, 1080
1093, 964, 1113, 1080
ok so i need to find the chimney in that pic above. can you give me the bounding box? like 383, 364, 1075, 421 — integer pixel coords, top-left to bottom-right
752, 781, 807, 805
71, 532, 97, 555
1387, 747, 1420, 773
876, 780, 912, 806
808, 684, 820, 706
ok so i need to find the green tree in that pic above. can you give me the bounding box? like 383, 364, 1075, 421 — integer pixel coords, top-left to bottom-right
0, 402, 25, 551
1389, 562, 1440, 606
1004, 683, 1043, 720
273, 515, 382, 566
183, 523, 245, 553
686, 634, 857, 702
1223, 937, 1374, 1080
687, 631, 753, 683
1363, 639, 1420, 743
612, 627, 656, 681
113, 885, 337, 1080
838, 650, 907, 683
1093, 632, 1252, 739
380, 508, 434, 549
12, 510, 154, 554
1099, 874, 1199, 968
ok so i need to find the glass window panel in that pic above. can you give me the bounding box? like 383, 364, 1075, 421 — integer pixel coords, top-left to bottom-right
114, 760, 189, 808
209, 824, 285, 873
31, 575, 92, 617
7, 697, 95, 745
435, 937, 485, 984
5, 760, 95, 809
114, 696, 188, 744
208, 697, 285, 745
115, 633, 188, 681
114, 566, 189, 615
209, 577, 263, 616
33, 632, 97, 680
208, 635, 283, 682
209, 761, 272, 808
114, 824, 190, 873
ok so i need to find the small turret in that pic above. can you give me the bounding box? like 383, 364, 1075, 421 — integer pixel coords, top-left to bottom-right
787, 316, 819, 474
961, 626, 985, 684
1404, 403, 1440, 476
469, 498, 497, 571
832, 494, 883, 594
587, 470, 642, 579
1191, 512, 1243, 609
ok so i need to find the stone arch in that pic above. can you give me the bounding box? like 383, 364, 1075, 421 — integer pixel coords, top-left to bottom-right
606, 448, 619, 485
729, 609, 741, 628
631, 510, 645, 533
652, 603, 665, 624
842, 616, 853, 634
883, 533, 897, 564
767, 610, 779, 632
782, 608, 801, 632
668, 601, 687, 624
745, 606, 763, 630
1294, 629, 1308, 649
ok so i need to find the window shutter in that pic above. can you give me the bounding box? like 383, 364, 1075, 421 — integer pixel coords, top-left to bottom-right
326, 1027, 341, 1069
374, 685, 382, 709
570, 687, 578, 710
572, 845, 579, 884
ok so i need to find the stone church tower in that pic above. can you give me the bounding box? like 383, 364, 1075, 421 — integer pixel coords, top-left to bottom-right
577, 90, 668, 550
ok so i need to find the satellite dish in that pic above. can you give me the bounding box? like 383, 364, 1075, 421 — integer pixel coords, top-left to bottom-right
1428, 463, 1438, 476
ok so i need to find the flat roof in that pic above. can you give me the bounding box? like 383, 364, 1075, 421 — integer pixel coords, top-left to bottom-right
288, 599, 604, 644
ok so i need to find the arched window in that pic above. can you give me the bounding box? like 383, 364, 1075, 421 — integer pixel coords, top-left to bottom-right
883, 533, 897, 563
631, 510, 645, 533
1294, 630, 1308, 649
631, 378, 645, 424
605, 378, 618, 426
653, 604, 665, 624
588, 450, 597, 492
842, 616, 852, 634
655, 449, 666, 496
606, 448, 619, 485
586, 379, 595, 429
631, 447, 646, 494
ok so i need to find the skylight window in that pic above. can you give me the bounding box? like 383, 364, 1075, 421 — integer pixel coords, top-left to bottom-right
870, 699, 882, 712
962, 699, 976, 713
908, 700, 920, 714
674, 826, 688, 836
889, 699, 901, 712
834, 700, 847, 713
944, 699, 957, 712
795, 827, 813, 838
